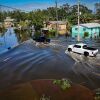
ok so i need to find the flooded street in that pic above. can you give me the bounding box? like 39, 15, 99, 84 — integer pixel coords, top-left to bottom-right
0, 34, 100, 91
0, 1, 100, 99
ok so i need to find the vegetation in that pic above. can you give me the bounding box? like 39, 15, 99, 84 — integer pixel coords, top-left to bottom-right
53, 79, 71, 90
0, 3, 99, 38
48, 29, 56, 38
95, 3, 100, 19
0, 3, 98, 28
0, 27, 7, 35
84, 32, 89, 38
14, 28, 31, 42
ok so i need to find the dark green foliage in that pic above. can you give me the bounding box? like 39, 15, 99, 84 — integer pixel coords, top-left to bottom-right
95, 3, 100, 19
34, 31, 41, 39
84, 32, 89, 38
14, 28, 31, 42
48, 29, 56, 38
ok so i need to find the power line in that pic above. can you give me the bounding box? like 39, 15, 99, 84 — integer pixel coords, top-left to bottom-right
0, 4, 28, 12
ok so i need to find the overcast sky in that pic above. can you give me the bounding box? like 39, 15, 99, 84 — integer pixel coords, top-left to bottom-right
0, 0, 99, 11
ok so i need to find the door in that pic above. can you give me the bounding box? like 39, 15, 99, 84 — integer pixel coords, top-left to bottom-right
73, 45, 82, 54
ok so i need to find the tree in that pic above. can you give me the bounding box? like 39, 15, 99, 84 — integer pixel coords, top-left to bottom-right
68, 4, 93, 25
95, 3, 100, 19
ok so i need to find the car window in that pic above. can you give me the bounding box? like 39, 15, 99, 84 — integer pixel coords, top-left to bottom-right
83, 45, 87, 48
74, 45, 81, 48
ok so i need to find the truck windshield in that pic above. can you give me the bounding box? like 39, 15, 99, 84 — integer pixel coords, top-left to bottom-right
83, 45, 87, 48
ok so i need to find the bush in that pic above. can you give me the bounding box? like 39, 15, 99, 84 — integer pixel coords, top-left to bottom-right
53, 79, 71, 90
84, 32, 89, 38
48, 29, 56, 38
33, 31, 41, 39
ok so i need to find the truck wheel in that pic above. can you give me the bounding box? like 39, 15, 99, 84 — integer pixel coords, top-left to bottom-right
84, 52, 89, 57
68, 48, 72, 52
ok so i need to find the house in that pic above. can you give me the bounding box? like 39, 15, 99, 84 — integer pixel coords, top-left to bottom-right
4, 17, 15, 28
72, 23, 100, 38
46, 21, 68, 35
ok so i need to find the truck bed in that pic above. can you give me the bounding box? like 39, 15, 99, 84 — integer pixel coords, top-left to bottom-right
83, 47, 97, 50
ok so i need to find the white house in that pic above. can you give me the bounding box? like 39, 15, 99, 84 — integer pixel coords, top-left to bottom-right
4, 17, 15, 28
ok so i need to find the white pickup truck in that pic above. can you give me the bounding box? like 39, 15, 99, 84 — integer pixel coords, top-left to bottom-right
67, 43, 98, 57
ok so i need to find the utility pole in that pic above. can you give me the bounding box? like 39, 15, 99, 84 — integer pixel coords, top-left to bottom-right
55, 0, 58, 37
77, 0, 80, 41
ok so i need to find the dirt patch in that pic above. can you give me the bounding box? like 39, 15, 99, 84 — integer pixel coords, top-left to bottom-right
0, 79, 94, 100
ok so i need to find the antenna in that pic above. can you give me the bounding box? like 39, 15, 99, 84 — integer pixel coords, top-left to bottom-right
0, 5, 28, 12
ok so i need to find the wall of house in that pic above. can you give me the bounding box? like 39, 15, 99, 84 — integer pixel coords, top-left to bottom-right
47, 24, 67, 35
72, 26, 84, 38
88, 28, 100, 38
99, 28, 100, 37
58, 24, 66, 35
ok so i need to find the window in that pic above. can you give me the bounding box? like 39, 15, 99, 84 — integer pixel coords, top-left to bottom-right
74, 45, 81, 48
83, 28, 86, 31
83, 45, 87, 49
75, 28, 78, 30
91, 28, 93, 31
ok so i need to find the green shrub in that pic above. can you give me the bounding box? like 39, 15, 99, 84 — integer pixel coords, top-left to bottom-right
48, 29, 56, 38
84, 32, 89, 38
34, 31, 41, 38
53, 79, 71, 90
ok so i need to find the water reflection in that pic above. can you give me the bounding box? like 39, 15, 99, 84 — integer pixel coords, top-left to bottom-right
0, 27, 32, 53
0, 28, 18, 54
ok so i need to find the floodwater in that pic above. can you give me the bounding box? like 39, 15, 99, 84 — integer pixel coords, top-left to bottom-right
0, 30, 100, 91
0, 28, 18, 54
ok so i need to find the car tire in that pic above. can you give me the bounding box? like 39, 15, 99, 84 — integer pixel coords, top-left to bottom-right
68, 48, 72, 52
84, 52, 89, 57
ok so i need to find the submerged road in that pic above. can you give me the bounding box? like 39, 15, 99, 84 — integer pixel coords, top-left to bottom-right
0, 40, 100, 91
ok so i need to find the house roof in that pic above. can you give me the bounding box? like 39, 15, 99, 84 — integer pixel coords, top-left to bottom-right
41, 28, 49, 30
80, 23, 100, 28
4, 17, 14, 22
47, 21, 67, 24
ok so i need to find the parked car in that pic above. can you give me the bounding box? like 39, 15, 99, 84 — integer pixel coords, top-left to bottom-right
66, 43, 98, 57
